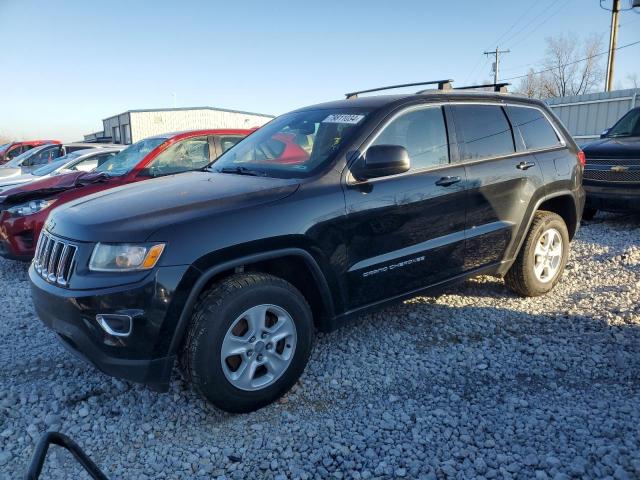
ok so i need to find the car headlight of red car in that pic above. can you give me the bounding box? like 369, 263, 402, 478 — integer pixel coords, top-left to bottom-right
7, 199, 56, 217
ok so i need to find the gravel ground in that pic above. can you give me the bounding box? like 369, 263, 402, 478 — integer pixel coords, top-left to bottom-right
1, 212, 639, 480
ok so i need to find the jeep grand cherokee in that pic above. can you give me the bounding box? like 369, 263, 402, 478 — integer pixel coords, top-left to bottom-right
30, 84, 585, 412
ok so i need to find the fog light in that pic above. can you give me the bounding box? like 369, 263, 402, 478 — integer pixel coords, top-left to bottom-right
96, 314, 132, 337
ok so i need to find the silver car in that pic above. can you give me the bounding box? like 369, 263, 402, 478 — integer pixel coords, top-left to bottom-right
0, 142, 119, 178
0, 147, 124, 193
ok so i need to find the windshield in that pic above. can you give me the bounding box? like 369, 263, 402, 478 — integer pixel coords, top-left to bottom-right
94, 138, 166, 176
0, 143, 9, 154
213, 109, 370, 178
4, 144, 49, 167
32, 157, 71, 176
606, 108, 640, 138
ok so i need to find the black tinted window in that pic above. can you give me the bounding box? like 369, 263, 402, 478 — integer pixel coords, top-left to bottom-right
453, 105, 515, 161
373, 106, 449, 169
507, 106, 560, 150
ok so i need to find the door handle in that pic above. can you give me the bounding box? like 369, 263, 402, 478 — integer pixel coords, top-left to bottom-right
435, 175, 461, 187
516, 161, 536, 170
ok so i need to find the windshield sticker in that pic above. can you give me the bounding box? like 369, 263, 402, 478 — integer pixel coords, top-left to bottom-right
322, 114, 365, 125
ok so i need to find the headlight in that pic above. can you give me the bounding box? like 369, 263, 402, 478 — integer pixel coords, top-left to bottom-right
7, 199, 56, 217
89, 243, 165, 272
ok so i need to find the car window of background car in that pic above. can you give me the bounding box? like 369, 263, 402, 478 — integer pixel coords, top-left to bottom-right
606, 108, 640, 137
214, 109, 369, 178
27, 146, 62, 166
71, 153, 113, 172
32, 158, 69, 176
372, 106, 449, 170
94, 137, 165, 176
6, 145, 26, 160
506, 106, 560, 150
219, 136, 244, 153
140, 137, 210, 177
5, 145, 49, 167
452, 105, 515, 161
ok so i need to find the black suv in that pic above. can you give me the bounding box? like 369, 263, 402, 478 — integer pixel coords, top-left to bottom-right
30, 84, 585, 412
581, 106, 640, 219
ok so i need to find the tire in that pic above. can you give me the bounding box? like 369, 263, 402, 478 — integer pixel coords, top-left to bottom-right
504, 210, 570, 297
582, 207, 597, 221
180, 273, 313, 413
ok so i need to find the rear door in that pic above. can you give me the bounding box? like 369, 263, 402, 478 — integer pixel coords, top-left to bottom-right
451, 103, 545, 270
343, 104, 467, 309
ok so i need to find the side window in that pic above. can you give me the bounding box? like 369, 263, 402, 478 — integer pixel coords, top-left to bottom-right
371, 106, 449, 170
452, 105, 515, 161
71, 154, 112, 172
141, 137, 210, 177
7, 145, 25, 160
506, 106, 561, 150
218, 136, 244, 154
28, 146, 60, 166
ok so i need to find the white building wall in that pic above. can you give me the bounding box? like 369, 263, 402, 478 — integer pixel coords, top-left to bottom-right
129, 109, 273, 143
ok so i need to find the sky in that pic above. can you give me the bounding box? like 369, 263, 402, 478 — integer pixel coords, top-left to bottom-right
0, 0, 638, 142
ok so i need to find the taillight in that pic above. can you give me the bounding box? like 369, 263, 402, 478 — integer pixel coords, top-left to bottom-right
577, 151, 586, 167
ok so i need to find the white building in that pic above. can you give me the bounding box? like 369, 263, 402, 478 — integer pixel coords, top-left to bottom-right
85, 106, 274, 144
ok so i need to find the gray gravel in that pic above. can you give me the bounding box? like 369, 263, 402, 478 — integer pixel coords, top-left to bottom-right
1, 212, 639, 479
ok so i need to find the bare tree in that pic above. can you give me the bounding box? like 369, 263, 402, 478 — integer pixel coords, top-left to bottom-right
516, 69, 542, 98
626, 73, 639, 89
515, 33, 605, 99
540, 34, 604, 97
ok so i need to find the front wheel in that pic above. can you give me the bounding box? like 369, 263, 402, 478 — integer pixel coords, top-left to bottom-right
180, 273, 313, 413
505, 211, 570, 297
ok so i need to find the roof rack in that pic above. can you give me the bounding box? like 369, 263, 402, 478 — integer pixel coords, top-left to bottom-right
454, 82, 510, 93
345, 79, 453, 99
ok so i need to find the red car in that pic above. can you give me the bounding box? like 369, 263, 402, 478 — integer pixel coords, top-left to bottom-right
0, 140, 61, 164
0, 129, 251, 260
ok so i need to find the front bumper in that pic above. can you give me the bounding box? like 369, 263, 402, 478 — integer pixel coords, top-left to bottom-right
584, 183, 640, 212
0, 210, 44, 260
30, 263, 195, 391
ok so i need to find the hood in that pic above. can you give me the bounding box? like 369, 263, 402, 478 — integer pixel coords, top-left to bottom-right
582, 136, 640, 158
0, 171, 108, 204
0, 173, 37, 192
47, 171, 300, 242
0, 167, 22, 179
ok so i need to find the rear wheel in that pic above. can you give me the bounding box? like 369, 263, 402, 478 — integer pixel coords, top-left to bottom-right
180, 273, 313, 413
505, 211, 569, 297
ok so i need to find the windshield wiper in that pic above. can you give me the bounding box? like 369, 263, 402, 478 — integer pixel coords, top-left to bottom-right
218, 166, 264, 176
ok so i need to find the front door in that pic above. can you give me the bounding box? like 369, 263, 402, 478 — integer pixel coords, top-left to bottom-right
343, 104, 467, 310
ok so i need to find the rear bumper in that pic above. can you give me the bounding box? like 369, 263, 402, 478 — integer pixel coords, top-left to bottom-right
584, 183, 640, 212
30, 263, 194, 391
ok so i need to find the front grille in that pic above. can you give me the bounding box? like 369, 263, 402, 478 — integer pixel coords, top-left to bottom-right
33, 231, 77, 287
583, 169, 640, 183
585, 157, 639, 166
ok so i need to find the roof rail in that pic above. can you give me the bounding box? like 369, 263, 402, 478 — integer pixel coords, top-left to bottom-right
345, 79, 453, 99
455, 82, 511, 93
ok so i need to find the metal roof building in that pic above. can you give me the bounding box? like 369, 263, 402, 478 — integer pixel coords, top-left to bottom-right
85, 106, 275, 144
545, 88, 639, 145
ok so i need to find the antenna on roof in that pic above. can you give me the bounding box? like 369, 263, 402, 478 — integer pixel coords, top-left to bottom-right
455, 82, 510, 93
345, 79, 453, 99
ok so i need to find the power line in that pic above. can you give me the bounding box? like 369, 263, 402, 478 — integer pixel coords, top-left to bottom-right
463, 2, 544, 83
506, 0, 573, 50
499, 0, 565, 47
500, 39, 640, 82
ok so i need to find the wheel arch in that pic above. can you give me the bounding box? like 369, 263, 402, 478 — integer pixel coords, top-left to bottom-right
168, 248, 336, 357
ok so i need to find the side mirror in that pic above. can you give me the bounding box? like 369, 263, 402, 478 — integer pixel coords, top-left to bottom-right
355, 144, 410, 180
600, 128, 610, 138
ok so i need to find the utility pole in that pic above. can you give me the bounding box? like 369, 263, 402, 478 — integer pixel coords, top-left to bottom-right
605, 0, 620, 91
484, 47, 510, 84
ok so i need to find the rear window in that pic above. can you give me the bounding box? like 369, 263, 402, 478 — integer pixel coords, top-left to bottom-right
452, 105, 515, 161
507, 106, 561, 150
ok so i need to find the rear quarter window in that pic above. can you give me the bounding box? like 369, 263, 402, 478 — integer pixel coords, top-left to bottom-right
507, 106, 561, 150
